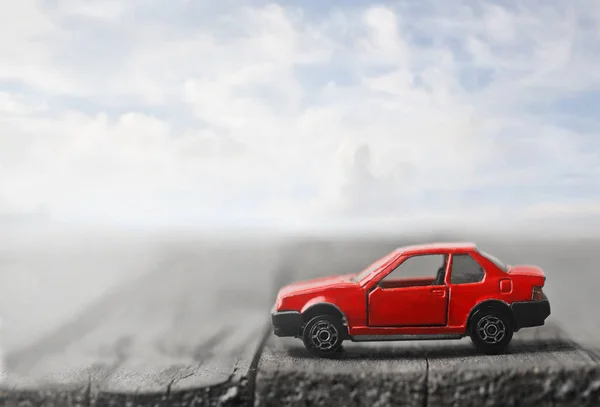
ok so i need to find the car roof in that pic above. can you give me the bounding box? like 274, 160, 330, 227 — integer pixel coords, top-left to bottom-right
395, 242, 476, 255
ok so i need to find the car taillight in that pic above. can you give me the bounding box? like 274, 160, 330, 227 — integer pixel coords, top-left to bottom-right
532, 286, 544, 301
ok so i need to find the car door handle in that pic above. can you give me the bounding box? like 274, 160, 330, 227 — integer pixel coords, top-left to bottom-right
431, 289, 445, 296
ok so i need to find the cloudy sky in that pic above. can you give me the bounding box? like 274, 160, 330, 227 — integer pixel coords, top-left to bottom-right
1, 0, 599, 231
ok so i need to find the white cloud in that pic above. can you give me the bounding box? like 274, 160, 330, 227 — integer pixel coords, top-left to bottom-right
359, 6, 408, 65
54, 0, 128, 21
0, 0, 599, 230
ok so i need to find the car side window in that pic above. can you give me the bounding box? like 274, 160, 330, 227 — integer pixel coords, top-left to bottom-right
379, 254, 448, 288
450, 254, 485, 284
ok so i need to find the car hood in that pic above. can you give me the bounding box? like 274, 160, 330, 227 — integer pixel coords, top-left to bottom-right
278, 274, 355, 298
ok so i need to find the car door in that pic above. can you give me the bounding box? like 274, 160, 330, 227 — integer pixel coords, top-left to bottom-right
368, 253, 449, 327
446, 252, 490, 326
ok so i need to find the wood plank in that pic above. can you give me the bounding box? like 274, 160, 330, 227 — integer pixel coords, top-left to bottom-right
3, 235, 600, 406
255, 237, 600, 407
256, 322, 600, 407
0, 240, 283, 407
426, 322, 600, 407
256, 336, 427, 407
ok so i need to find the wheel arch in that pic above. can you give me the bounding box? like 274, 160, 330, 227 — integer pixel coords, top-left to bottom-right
466, 299, 517, 332
301, 301, 347, 324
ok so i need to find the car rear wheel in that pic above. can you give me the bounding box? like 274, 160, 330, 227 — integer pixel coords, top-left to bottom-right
469, 308, 513, 355
302, 315, 345, 358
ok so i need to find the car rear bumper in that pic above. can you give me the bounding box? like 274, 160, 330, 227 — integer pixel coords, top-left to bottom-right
271, 307, 303, 337
510, 295, 551, 330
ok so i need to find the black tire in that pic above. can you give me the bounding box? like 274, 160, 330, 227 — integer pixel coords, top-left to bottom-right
302, 315, 345, 358
469, 308, 513, 355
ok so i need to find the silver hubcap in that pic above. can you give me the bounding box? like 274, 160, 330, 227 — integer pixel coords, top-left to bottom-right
477, 315, 506, 344
309, 320, 339, 351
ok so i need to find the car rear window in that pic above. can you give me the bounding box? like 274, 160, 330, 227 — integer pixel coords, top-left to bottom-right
478, 250, 509, 272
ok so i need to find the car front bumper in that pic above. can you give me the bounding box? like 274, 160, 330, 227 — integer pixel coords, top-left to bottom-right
510, 294, 551, 330
271, 306, 303, 337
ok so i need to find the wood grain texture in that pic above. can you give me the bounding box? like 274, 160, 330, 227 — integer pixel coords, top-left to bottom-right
1, 240, 283, 407
256, 336, 427, 407
255, 237, 600, 407
256, 322, 600, 407
426, 323, 600, 407
2, 235, 600, 407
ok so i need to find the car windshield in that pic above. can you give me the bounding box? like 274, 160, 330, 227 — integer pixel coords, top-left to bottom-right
478, 250, 510, 272
351, 250, 397, 283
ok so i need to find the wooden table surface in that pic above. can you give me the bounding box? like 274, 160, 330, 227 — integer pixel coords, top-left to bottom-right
1, 234, 599, 406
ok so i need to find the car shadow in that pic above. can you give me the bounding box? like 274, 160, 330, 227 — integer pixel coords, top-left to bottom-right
284, 337, 577, 361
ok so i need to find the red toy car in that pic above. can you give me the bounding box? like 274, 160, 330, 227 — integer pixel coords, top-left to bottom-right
271, 242, 550, 357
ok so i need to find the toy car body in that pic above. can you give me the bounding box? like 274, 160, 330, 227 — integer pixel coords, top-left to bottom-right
271, 242, 551, 357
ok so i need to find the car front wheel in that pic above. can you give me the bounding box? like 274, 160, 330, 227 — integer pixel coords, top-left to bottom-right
302, 315, 345, 357
469, 309, 514, 355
